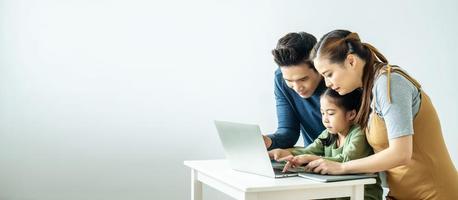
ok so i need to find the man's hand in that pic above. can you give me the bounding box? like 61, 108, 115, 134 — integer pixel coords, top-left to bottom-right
268, 149, 293, 161
263, 135, 272, 148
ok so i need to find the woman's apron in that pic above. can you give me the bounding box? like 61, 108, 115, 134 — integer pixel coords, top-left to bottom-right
366, 65, 458, 199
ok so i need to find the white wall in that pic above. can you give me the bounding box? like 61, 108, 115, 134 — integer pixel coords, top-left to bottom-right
0, 0, 456, 200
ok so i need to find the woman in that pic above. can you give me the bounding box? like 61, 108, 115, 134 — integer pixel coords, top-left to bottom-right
306, 29, 458, 199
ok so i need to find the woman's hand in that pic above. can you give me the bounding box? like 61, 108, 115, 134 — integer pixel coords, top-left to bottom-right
304, 158, 346, 175
268, 149, 293, 161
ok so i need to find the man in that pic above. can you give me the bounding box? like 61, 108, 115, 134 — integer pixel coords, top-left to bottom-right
264, 32, 326, 150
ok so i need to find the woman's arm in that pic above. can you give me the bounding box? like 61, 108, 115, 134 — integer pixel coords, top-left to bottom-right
307, 73, 418, 174
343, 135, 412, 173
305, 132, 413, 174
342, 73, 416, 173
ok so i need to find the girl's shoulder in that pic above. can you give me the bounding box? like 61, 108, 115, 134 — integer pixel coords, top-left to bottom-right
317, 129, 330, 139
347, 125, 364, 137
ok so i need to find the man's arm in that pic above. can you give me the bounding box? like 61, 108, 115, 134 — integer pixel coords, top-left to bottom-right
266, 72, 301, 150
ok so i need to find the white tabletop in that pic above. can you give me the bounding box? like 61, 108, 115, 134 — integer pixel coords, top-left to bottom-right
184, 159, 375, 193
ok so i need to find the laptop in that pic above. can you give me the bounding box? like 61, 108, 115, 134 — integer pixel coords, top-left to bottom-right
214, 120, 299, 178
298, 172, 378, 182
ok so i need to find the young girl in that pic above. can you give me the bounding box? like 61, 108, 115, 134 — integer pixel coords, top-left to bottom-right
269, 88, 382, 200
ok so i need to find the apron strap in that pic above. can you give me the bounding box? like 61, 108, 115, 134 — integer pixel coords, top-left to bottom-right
377, 64, 422, 104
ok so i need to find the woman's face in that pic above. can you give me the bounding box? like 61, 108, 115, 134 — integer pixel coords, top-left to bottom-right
313, 55, 363, 95
320, 97, 354, 134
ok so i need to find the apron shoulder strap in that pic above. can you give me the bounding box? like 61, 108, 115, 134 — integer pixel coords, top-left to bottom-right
377, 64, 422, 104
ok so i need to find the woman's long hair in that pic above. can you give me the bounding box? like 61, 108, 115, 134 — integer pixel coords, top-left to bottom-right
310, 30, 388, 130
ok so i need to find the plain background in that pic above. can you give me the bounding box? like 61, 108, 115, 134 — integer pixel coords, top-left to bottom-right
1, 0, 457, 199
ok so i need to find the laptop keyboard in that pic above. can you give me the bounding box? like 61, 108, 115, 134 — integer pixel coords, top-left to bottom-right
274, 168, 297, 175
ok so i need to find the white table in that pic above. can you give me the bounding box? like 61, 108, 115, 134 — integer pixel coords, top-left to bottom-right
184, 160, 375, 200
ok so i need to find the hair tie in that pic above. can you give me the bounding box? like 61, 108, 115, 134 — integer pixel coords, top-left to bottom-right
347, 42, 355, 53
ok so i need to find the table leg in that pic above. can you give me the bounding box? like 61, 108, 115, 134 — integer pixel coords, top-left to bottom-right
243, 193, 258, 200
191, 169, 203, 200
350, 185, 364, 200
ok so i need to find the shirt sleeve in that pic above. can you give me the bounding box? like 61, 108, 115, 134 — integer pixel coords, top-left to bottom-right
290, 130, 326, 156
267, 71, 301, 150
373, 73, 419, 139
323, 130, 373, 162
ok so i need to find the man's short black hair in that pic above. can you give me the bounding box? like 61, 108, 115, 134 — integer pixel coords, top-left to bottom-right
272, 32, 317, 68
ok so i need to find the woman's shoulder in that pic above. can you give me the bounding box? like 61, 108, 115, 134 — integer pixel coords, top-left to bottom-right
374, 71, 415, 88
372, 67, 422, 118
373, 70, 419, 100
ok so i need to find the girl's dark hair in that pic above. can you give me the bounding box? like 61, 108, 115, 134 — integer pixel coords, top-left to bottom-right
310, 29, 388, 130
272, 32, 317, 69
319, 88, 362, 146
322, 88, 362, 111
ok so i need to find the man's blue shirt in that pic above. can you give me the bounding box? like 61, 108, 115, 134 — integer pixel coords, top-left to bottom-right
267, 68, 326, 150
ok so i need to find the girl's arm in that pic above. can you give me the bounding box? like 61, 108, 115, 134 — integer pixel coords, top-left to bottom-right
321, 129, 371, 163
289, 130, 327, 156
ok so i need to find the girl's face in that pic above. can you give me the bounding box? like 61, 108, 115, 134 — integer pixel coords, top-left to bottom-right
313, 54, 364, 95
320, 96, 356, 134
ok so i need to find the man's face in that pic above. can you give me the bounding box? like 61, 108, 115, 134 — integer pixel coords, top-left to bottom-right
280, 63, 322, 98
